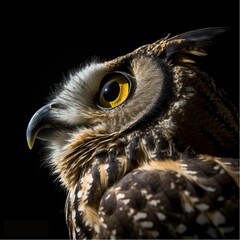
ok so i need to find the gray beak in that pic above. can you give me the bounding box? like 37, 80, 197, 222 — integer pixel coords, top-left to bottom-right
26, 104, 53, 149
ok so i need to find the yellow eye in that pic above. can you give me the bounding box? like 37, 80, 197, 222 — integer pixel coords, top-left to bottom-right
98, 72, 130, 108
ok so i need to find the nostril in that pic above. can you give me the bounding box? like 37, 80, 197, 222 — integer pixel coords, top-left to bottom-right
50, 103, 67, 109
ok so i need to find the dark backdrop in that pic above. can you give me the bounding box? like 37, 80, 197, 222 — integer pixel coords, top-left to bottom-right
2, 1, 239, 239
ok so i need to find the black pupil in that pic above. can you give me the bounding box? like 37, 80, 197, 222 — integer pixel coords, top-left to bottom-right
103, 81, 120, 102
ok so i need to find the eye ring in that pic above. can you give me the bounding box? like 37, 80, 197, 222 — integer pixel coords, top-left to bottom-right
97, 71, 131, 109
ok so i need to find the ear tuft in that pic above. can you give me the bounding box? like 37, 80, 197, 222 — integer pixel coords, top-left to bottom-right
165, 27, 230, 59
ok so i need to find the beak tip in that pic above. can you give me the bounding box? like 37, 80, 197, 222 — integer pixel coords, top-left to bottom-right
28, 142, 33, 150
26, 125, 35, 150
26, 134, 35, 150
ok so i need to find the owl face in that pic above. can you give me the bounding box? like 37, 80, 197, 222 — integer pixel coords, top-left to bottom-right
27, 52, 173, 150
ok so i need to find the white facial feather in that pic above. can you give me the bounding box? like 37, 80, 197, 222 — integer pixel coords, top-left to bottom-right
52, 61, 108, 124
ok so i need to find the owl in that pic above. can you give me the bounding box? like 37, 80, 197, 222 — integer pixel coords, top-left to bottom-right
26, 27, 239, 239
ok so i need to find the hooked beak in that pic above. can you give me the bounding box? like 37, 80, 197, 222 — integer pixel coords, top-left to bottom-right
26, 104, 54, 149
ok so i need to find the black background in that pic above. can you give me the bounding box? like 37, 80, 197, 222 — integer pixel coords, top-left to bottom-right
2, 1, 239, 239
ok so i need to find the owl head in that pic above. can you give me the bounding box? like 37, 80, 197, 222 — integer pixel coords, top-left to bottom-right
26, 27, 238, 189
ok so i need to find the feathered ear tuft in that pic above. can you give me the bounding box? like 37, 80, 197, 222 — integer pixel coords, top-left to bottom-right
165, 27, 230, 61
